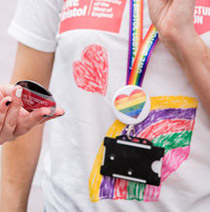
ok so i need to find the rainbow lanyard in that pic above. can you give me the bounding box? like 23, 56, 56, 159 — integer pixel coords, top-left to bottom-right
126, 0, 159, 86
112, 0, 159, 127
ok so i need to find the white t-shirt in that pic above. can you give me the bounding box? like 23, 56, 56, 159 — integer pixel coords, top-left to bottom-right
9, 0, 210, 211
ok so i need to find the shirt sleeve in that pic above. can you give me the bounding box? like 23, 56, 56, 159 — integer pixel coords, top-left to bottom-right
8, 0, 62, 52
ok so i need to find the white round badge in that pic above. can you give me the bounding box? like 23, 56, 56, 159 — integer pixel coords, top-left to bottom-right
112, 85, 150, 125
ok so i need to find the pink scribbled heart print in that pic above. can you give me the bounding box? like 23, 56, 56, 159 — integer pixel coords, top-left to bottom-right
73, 44, 108, 96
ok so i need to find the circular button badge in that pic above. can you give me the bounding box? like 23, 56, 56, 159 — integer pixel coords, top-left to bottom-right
16, 80, 56, 116
112, 85, 150, 125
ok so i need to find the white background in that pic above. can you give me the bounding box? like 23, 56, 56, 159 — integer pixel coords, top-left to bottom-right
0, 1, 44, 211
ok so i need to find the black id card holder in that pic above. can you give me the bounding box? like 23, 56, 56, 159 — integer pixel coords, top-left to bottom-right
100, 135, 165, 186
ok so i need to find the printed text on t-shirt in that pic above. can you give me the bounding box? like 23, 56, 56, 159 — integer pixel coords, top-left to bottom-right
194, 0, 210, 35
59, 0, 127, 34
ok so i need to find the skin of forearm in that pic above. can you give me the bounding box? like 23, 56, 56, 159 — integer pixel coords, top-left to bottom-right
0, 126, 43, 212
0, 43, 55, 212
161, 31, 210, 116
148, 0, 210, 115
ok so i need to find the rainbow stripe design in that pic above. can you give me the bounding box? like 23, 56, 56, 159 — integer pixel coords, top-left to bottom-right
89, 96, 198, 202
128, 25, 159, 86
127, 0, 143, 83
114, 89, 147, 118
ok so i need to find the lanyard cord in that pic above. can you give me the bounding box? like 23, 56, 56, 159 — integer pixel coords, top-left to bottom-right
126, 0, 143, 84
126, 0, 159, 87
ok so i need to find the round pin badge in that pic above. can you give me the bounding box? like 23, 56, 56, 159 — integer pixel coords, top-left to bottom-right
16, 80, 56, 116
112, 85, 150, 125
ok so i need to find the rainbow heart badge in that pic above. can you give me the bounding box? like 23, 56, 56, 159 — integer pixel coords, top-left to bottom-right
112, 85, 150, 125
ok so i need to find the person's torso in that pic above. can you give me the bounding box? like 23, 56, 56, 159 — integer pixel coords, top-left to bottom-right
42, 0, 210, 211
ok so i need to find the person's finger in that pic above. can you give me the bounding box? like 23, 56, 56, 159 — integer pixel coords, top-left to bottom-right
0, 96, 12, 133
13, 107, 61, 136
1, 86, 23, 136
39, 107, 65, 124
0, 84, 15, 97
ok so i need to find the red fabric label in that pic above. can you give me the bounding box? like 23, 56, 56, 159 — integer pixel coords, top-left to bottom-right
59, 0, 127, 34
194, 0, 210, 35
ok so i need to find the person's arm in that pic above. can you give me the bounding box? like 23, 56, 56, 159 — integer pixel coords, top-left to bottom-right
148, 0, 210, 115
0, 43, 58, 212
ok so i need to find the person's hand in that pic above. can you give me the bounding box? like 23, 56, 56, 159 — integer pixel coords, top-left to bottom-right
148, 0, 196, 42
148, 0, 210, 116
147, 0, 199, 66
0, 84, 65, 145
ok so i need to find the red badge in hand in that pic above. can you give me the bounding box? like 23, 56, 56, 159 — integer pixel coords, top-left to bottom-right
16, 80, 56, 116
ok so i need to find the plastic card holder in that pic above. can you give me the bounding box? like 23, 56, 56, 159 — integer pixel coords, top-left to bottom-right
101, 135, 165, 186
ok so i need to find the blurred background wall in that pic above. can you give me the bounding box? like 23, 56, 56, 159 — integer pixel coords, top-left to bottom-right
0, 1, 44, 211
